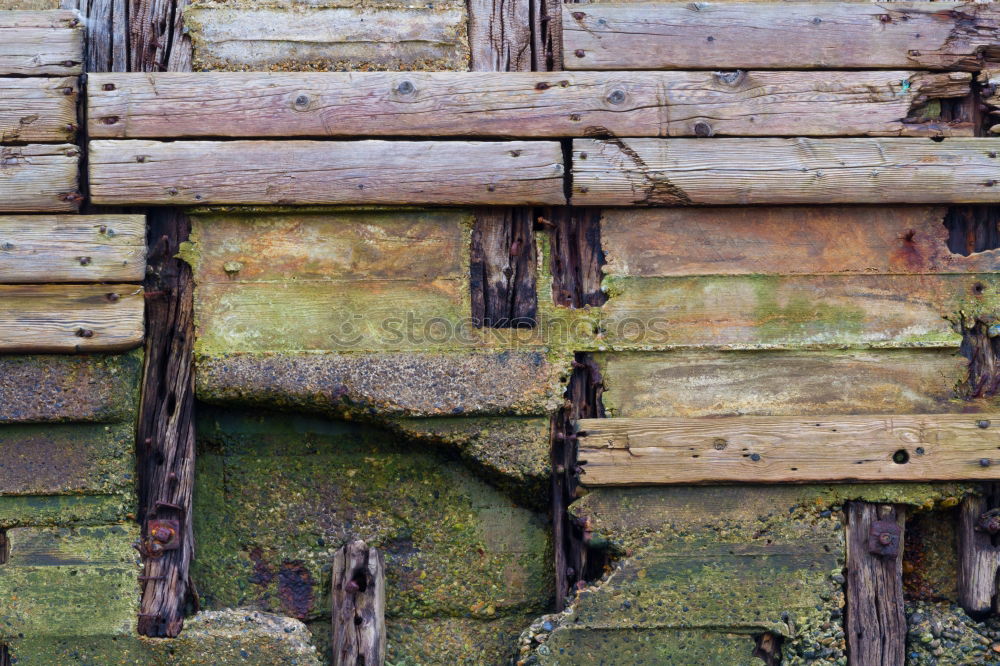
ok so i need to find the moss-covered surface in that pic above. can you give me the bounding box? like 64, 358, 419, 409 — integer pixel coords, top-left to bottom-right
903, 507, 960, 602
0, 493, 134, 528
193, 406, 552, 662
536, 627, 764, 665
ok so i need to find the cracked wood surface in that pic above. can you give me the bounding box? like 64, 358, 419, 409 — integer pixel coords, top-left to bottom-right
0, 144, 79, 212
0, 78, 77, 144
87, 70, 970, 138
563, 2, 1000, 71
571, 138, 1000, 206
88, 140, 566, 206
577, 415, 1000, 485
0, 11, 83, 75
0, 215, 145, 283
0, 284, 144, 353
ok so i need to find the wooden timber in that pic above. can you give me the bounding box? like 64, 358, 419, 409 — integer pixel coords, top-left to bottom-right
330, 541, 386, 666
0, 144, 79, 212
86, 70, 971, 138
572, 137, 1000, 206
563, 2, 1000, 71
846, 503, 906, 666
468, 0, 532, 72
0, 78, 78, 144
470, 208, 537, 327
88, 140, 565, 206
576, 415, 1000, 485
601, 206, 1000, 277
0, 11, 83, 76
0, 284, 144, 353
957, 491, 1000, 616
0, 215, 146, 283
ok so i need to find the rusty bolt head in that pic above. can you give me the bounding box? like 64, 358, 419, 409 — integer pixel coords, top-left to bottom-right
878, 532, 893, 546
151, 526, 174, 543
149, 542, 164, 554
572, 11, 585, 20
574, 49, 586, 58
979, 420, 991, 429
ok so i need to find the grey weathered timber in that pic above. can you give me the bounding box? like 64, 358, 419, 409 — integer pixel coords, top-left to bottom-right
577, 415, 1000, 485
86, 71, 971, 138
0, 144, 79, 212
0, 215, 145, 283
563, 2, 1000, 71
957, 491, 1000, 616
89, 140, 566, 206
0, 11, 83, 75
846, 503, 906, 666
60, 0, 128, 72
469, 0, 532, 71
572, 138, 1000, 206
331, 541, 385, 666
0, 284, 144, 353
0, 78, 77, 144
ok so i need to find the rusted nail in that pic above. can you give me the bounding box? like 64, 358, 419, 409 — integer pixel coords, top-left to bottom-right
102, 116, 119, 125
166, 187, 178, 196
63, 60, 76, 67
59, 192, 84, 204
106, 292, 120, 302
102, 83, 116, 91
579, 185, 590, 193
99, 225, 108, 233
574, 49, 586, 58
571, 11, 585, 19
487, 184, 496, 192
535, 81, 550, 91
981, 458, 992, 467
76, 328, 94, 338
78, 256, 91, 265
606, 89, 626, 105
879, 14, 892, 23
63, 87, 75, 95
979, 420, 991, 429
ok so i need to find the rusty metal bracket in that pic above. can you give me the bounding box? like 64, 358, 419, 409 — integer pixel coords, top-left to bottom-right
976, 508, 1000, 535
145, 518, 181, 558
868, 520, 901, 558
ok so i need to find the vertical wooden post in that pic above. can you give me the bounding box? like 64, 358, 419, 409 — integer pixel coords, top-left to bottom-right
470, 208, 537, 328
958, 488, 1000, 616
846, 502, 905, 666
331, 541, 386, 666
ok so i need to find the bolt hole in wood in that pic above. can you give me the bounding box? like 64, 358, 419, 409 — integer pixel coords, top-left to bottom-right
892, 449, 910, 464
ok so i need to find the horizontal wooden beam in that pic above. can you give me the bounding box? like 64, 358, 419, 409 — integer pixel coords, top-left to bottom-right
0, 144, 80, 213
0, 78, 78, 144
89, 140, 565, 206
572, 138, 1000, 206
0, 11, 83, 76
563, 2, 1000, 71
577, 415, 1000, 485
0, 284, 144, 353
87, 70, 971, 138
601, 206, 1000, 277
0, 215, 146, 283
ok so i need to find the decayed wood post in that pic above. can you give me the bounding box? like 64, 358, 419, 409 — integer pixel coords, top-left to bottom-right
331, 541, 386, 666
846, 502, 906, 666
958, 488, 1000, 616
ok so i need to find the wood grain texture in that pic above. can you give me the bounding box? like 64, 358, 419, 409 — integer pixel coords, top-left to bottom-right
846, 503, 906, 666
88, 140, 566, 206
577, 415, 1000, 485
601, 206, 1000, 277
62, 0, 128, 72
563, 2, 1000, 71
599, 273, 995, 349
0, 144, 79, 212
0, 284, 144, 353
331, 541, 385, 666
957, 492, 1000, 616
572, 138, 1000, 206
597, 349, 972, 419
469, 0, 531, 71
86, 70, 971, 139
0, 10, 83, 75
470, 207, 537, 327
0, 78, 77, 144
0, 215, 145, 283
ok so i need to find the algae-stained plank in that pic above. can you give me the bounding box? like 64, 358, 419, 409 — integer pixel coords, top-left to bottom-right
0, 524, 140, 639
89, 140, 565, 206
572, 138, 1000, 206
598, 350, 972, 419
577, 415, 1000, 485
0, 77, 77, 144
188, 210, 466, 284
0, 11, 83, 75
87, 70, 971, 139
0, 144, 79, 212
0, 350, 142, 423
0, 215, 145, 283
0, 422, 135, 495
602, 206, 1000, 277
0, 284, 144, 353
538, 629, 763, 666
563, 2, 1000, 71
599, 273, 997, 349
185, 6, 469, 72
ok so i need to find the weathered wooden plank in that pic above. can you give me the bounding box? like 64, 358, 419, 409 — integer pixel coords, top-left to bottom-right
470, 208, 537, 327
0, 78, 77, 144
957, 491, 1000, 616
87, 70, 972, 138
89, 140, 565, 206
572, 138, 1000, 206
597, 349, 972, 419
563, 2, 1000, 71
601, 206, 1000, 277
0, 11, 83, 75
0, 144, 79, 212
185, 6, 469, 73
0, 284, 144, 353
331, 541, 385, 666
846, 503, 906, 666
599, 273, 992, 349
469, 0, 531, 72
0, 215, 145, 283
577, 415, 1000, 485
